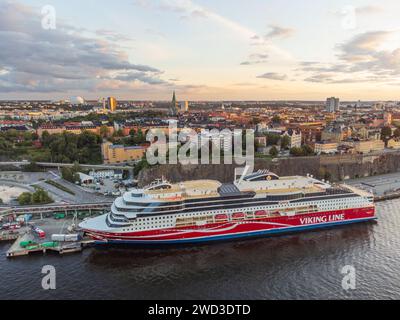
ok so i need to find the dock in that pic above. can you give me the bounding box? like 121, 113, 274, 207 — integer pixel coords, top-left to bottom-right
0, 232, 21, 242
6, 231, 94, 258
374, 191, 400, 202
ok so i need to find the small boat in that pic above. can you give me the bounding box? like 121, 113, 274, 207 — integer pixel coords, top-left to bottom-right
255, 210, 267, 218
215, 214, 229, 222
232, 212, 246, 220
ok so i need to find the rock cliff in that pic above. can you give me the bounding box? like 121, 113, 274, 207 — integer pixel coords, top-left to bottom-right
137, 152, 400, 186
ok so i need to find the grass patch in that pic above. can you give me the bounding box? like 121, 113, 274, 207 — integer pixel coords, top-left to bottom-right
45, 180, 76, 195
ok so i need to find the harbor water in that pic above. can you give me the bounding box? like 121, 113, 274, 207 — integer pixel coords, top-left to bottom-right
0, 199, 399, 300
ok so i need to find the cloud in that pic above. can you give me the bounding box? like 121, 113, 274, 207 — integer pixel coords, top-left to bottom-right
0, 1, 166, 93
304, 74, 334, 83
355, 5, 383, 15
299, 30, 400, 84
331, 5, 383, 18
114, 71, 168, 85
338, 31, 392, 62
257, 72, 288, 80
240, 53, 269, 65
264, 25, 295, 40
134, 0, 293, 60
95, 29, 135, 43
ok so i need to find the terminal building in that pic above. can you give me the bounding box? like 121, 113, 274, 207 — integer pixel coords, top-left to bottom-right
101, 141, 146, 164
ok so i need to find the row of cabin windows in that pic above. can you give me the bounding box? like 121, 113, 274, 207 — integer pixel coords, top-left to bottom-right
133, 199, 367, 222
119, 198, 368, 231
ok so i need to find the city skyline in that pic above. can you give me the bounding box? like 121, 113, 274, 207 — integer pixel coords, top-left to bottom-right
1, 0, 400, 101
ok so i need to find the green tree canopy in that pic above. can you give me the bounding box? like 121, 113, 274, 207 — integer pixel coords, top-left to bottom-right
269, 146, 279, 157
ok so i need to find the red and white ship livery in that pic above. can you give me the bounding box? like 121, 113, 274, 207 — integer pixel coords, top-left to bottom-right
79, 170, 376, 245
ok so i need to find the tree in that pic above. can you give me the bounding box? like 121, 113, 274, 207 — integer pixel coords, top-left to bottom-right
42, 131, 102, 164
265, 133, 281, 146
31, 188, 53, 204
100, 125, 109, 138
381, 126, 392, 141
281, 135, 290, 150
22, 161, 42, 172
113, 129, 124, 137
290, 147, 304, 157
302, 145, 314, 156
136, 129, 145, 143
0, 198, 3, 205
272, 115, 281, 123
134, 158, 150, 176
269, 146, 279, 157
0, 137, 12, 151
18, 189, 53, 206
290, 145, 314, 157
41, 131, 51, 147
61, 167, 74, 182
18, 192, 33, 206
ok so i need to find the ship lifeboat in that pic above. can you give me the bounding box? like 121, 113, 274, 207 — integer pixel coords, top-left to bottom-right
215, 214, 229, 222
255, 210, 267, 218
232, 212, 246, 220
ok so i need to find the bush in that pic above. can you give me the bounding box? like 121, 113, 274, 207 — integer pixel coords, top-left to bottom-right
22, 161, 43, 172
45, 180, 75, 195
290, 145, 315, 157
17, 188, 53, 206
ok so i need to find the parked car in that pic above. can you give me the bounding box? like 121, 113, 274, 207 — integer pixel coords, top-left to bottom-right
31, 226, 46, 239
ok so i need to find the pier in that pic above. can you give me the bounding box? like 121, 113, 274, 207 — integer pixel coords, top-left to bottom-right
6, 232, 94, 258
0, 202, 112, 221
0, 232, 21, 242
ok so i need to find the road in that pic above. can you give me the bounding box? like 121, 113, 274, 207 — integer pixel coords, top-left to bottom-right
0, 171, 113, 205
0, 161, 133, 171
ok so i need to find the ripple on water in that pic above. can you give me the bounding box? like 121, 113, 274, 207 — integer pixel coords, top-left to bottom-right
1, 199, 400, 299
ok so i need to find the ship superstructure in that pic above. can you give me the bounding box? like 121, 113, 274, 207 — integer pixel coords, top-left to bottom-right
79, 170, 376, 244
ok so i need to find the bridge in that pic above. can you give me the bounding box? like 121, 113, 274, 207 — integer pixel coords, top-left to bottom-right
0, 202, 113, 219
0, 161, 133, 171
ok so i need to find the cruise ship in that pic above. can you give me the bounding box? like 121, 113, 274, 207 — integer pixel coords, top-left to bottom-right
79, 170, 376, 245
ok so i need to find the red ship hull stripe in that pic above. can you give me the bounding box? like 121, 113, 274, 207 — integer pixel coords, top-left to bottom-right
83, 206, 376, 242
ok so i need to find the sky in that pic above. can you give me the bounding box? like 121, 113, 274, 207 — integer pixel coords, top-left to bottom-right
0, 0, 400, 101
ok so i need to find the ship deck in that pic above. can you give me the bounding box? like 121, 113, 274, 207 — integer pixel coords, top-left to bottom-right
145, 179, 221, 197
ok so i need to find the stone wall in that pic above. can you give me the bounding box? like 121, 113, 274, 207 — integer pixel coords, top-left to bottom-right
137, 151, 400, 186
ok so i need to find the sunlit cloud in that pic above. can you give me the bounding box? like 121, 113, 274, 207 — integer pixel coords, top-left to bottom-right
257, 72, 288, 81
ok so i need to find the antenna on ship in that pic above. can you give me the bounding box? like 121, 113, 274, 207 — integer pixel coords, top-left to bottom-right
235, 165, 251, 184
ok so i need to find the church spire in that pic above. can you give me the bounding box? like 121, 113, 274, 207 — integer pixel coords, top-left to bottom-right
172, 90, 176, 104
170, 90, 178, 116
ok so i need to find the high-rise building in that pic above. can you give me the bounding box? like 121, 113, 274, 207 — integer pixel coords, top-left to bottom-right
326, 97, 340, 113
107, 97, 117, 112
102, 98, 107, 113
180, 101, 189, 112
